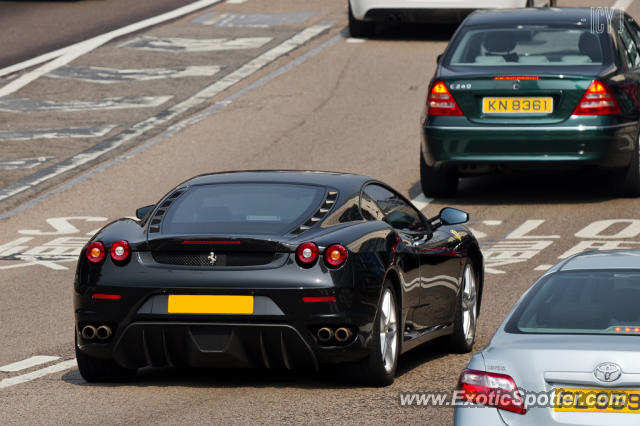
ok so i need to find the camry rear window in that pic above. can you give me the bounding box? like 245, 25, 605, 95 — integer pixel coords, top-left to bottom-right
162, 183, 325, 235
506, 271, 640, 335
448, 27, 605, 66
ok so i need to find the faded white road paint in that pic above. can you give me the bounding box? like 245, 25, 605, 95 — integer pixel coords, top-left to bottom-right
0, 359, 76, 389
411, 193, 432, 211
0, 97, 171, 113
119, 36, 271, 52
613, 0, 634, 10
0, 356, 60, 373
47, 66, 222, 84
0, 125, 116, 141
0, 157, 52, 170
194, 11, 317, 27
0, 24, 331, 204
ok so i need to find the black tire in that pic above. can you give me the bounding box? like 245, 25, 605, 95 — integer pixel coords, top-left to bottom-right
447, 262, 478, 354
350, 281, 399, 387
549, 0, 557, 6
617, 134, 640, 197
348, 3, 375, 38
420, 150, 458, 198
75, 334, 136, 382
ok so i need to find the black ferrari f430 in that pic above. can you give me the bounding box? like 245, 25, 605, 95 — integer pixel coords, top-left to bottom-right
74, 171, 483, 386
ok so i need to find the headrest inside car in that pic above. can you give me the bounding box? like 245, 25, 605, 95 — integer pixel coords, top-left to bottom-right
483, 32, 517, 54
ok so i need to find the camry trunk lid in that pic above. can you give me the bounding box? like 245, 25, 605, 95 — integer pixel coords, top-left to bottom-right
483, 334, 640, 425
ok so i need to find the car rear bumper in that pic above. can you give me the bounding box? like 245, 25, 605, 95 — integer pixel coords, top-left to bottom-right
421, 120, 638, 168
350, 0, 526, 21
75, 286, 377, 370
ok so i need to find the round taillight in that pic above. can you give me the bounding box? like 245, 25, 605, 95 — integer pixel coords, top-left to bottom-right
110, 240, 131, 262
324, 244, 348, 267
86, 242, 105, 263
296, 242, 319, 266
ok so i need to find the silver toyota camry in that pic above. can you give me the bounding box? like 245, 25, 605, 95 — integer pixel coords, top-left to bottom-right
454, 249, 640, 426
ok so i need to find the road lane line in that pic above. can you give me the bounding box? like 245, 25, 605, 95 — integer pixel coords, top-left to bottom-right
0, 356, 60, 372
47, 66, 222, 84
119, 36, 271, 52
411, 194, 432, 211
0, 157, 53, 170
0, 23, 332, 205
0, 126, 116, 141
0, 359, 76, 389
0, 0, 225, 92
613, 0, 633, 10
0, 96, 171, 113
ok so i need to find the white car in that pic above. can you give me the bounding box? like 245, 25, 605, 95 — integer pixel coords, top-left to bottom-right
348, 0, 557, 37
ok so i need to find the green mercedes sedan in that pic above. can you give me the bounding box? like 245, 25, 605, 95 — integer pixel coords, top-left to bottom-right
420, 8, 640, 197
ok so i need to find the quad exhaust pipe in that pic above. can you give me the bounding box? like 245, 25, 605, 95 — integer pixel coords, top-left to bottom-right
317, 327, 333, 342
81, 325, 97, 340
96, 325, 112, 340
81, 325, 112, 340
316, 327, 353, 344
334, 327, 352, 343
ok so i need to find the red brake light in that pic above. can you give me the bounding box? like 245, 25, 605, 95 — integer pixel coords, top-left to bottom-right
324, 244, 348, 267
86, 242, 106, 263
302, 295, 336, 303
494, 76, 539, 81
110, 240, 131, 262
92, 293, 122, 300
427, 81, 463, 116
296, 242, 319, 266
572, 80, 620, 115
457, 369, 526, 415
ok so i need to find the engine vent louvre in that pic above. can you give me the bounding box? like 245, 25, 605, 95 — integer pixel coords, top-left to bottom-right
148, 189, 184, 233
290, 191, 338, 235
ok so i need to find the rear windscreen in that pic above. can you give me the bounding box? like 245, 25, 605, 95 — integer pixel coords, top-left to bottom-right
505, 271, 640, 335
447, 26, 605, 66
161, 183, 325, 235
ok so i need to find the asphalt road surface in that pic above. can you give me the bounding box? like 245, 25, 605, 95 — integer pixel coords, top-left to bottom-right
0, 0, 638, 424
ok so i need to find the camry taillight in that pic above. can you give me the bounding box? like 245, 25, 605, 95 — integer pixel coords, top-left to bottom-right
110, 240, 131, 262
86, 242, 106, 263
427, 81, 463, 116
457, 368, 526, 415
572, 80, 621, 115
324, 244, 348, 267
296, 242, 319, 266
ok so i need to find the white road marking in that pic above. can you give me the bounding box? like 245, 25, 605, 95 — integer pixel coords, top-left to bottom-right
346, 38, 365, 44
505, 220, 560, 239
19, 217, 108, 236
47, 66, 222, 84
0, 96, 171, 113
535, 264, 553, 271
0, 0, 225, 92
482, 220, 502, 226
226, 0, 247, 3
0, 356, 60, 372
0, 126, 116, 141
613, 0, 633, 10
0, 23, 332, 204
0, 359, 76, 389
411, 193, 432, 211
194, 11, 317, 27
0, 157, 53, 170
119, 36, 271, 52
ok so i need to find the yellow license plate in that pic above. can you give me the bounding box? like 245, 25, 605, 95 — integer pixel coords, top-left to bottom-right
554, 388, 640, 413
483, 97, 553, 114
167, 295, 253, 314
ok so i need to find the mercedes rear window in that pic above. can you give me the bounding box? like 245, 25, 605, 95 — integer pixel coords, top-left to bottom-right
506, 271, 640, 335
447, 26, 606, 66
161, 183, 325, 235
